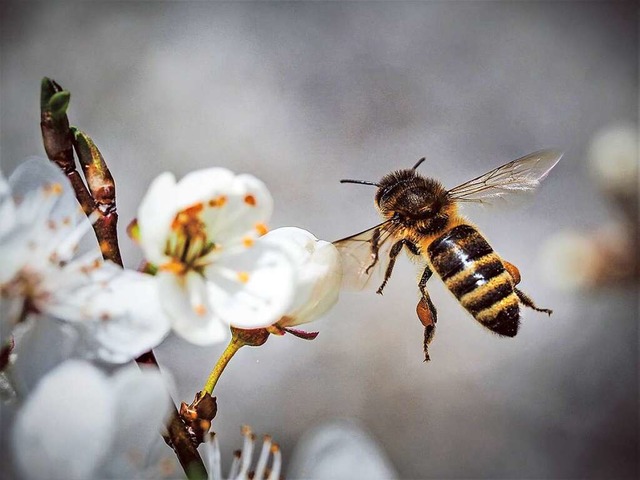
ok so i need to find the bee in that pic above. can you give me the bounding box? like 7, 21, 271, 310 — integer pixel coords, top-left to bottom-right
334, 150, 562, 360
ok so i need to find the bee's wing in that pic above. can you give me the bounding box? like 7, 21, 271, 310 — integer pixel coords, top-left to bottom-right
333, 221, 399, 291
447, 149, 563, 204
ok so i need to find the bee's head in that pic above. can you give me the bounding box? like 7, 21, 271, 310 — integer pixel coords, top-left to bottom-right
340, 157, 448, 222
375, 169, 447, 221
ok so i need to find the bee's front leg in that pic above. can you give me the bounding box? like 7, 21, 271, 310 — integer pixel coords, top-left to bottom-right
365, 227, 382, 274
417, 265, 438, 362
504, 260, 552, 315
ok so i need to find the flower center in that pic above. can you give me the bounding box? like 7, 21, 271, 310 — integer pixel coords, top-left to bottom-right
164, 203, 216, 274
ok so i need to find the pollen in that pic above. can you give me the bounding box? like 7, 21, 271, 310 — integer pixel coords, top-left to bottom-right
44, 182, 63, 195
160, 260, 187, 275
255, 222, 268, 236
208, 196, 227, 208
194, 304, 207, 316
242, 236, 255, 248
244, 194, 257, 206
237, 271, 250, 284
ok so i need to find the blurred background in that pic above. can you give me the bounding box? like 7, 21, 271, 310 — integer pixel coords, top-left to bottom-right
1, 1, 637, 478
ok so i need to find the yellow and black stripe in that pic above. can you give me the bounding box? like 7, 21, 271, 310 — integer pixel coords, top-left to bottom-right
427, 224, 520, 337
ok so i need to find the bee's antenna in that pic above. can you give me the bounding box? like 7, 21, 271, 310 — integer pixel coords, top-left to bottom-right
340, 179, 381, 187
412, 157, 426, 170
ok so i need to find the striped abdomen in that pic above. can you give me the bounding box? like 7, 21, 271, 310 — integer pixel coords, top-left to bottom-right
427, 224, 520, 337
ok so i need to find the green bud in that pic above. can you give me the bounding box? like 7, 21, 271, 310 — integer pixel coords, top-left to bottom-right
48, 91, 71, 119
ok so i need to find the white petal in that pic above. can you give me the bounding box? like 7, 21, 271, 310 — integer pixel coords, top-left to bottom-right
9, 316, 79, 396
12, 360, 116, 480
77, 267, 171, 363
157, 271, 230, 345
173, 167, 236, 211
209, 174, 273, 246
0, 167, 17, 238
103, 365, 172, 474
9, 157, 78, 225
206, 241, 295, 329
260, 227, 342, 326
137, 172, 179, 265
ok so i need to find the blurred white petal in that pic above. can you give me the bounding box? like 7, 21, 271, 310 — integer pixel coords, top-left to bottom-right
99, 365, 172, 477
9, 316, 79, 396
12, 360, 116, 480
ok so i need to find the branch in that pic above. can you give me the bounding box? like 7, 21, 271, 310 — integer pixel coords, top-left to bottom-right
39, 77, 207, 479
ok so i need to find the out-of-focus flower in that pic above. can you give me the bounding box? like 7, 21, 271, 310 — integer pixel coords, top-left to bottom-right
588, 123, 638, 197
540, 123, 639, 289
200, 425, 281, 480
0, 158, 170, 366
7, 360, 174, 480
288, 420, 398, 480
262, 227, 342, 329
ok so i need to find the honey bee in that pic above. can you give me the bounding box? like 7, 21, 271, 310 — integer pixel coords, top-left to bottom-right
334, 150, 562, 360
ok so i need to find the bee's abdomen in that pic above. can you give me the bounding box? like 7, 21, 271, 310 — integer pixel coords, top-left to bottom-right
427, 224, 519, 337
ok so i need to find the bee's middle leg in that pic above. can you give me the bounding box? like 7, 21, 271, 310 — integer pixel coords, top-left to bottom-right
504, 260, 552, 315
417, 265, 438, 362
376, 239, 406, 295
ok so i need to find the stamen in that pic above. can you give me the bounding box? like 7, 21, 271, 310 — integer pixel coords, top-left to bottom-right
205, 432, 222, 480
244, 194, 257, 206
194, 304, 207, 316
267, 444, 281, 480
238, 426, 255, 479
253, 435, 272, 480
237, 271, 250, 284
228, 450, 242, 479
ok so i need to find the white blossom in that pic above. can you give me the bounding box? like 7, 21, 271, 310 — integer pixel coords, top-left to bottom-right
0, 158, 170, 366
136, 168, 299, 345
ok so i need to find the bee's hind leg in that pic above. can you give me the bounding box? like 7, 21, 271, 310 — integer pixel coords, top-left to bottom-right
417, 265, 438, 362
504, 260, 552, 316
515, 288, 553, 316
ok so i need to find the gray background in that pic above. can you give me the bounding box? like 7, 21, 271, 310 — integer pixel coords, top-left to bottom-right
1, 1, 637, 478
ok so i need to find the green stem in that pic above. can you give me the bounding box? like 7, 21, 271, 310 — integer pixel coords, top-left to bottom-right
203, 336, 244, 394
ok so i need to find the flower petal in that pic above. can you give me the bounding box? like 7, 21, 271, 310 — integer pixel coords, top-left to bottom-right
137, 172, 179, 265
173, 167, 236, 212
9, 157, 78, 226
209, 174, 273, 246
206, 240, 295, 329
12, 360, 116, 480
9, 316, 79, 396
76, 266, 171, 363
157, 271, 229, 345
98, 365, 172, 477
260, 227, 342, 326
